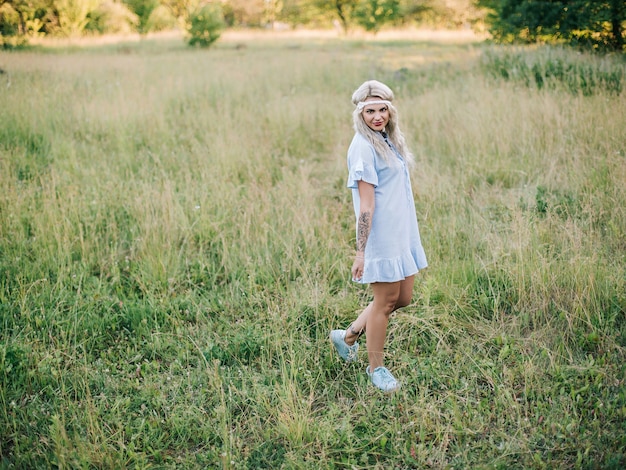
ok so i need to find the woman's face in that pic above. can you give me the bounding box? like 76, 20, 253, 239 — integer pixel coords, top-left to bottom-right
361, 98, 389, 132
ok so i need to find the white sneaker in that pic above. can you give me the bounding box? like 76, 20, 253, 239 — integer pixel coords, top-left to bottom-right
366, 366, 400, 392
330, 330, 359, 362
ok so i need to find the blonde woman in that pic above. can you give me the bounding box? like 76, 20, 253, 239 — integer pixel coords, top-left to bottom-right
330, 80, 428, 392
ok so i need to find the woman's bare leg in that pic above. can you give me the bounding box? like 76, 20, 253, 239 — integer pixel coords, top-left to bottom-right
344, 275, 416, 365
343, 302, 372, 345
365, 282, 401, 369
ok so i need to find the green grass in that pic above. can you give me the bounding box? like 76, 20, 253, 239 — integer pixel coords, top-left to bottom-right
1, 35, 625, 468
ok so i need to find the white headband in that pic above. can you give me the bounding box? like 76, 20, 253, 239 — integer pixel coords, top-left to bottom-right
356, 99, 392, 111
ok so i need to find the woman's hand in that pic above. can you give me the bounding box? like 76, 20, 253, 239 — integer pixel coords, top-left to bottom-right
351, 255, 364, 281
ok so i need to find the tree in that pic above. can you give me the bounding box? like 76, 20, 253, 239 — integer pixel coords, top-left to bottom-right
187, 0, 223, 46
398, 0, 431, 25
53, 0, 100, 36
124, 0, 160, 33
609, 0, 625, 50
353, 0, 400, 34
263, 0, 281, 26
0, 0, 49, 46
417, 0, 485, 29
87, 0, 139, 34
279, 0, 321, 27
314, 0, 358, 33
222, 0, 264, 27
479, 0, 625, 51
312, 0, 438, 33
162, 0, 200, 29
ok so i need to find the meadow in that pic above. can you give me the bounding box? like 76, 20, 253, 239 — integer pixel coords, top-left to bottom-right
0, 32, 625, 468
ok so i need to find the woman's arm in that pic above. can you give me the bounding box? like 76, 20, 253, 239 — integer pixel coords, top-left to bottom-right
352, 180, 375, 281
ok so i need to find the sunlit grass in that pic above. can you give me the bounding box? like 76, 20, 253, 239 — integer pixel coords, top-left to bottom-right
1, 35, 625, 468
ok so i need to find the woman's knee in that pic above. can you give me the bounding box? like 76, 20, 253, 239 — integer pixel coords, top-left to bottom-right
373, 289, 401, 315
372, 280, 415, 315
394, 276, 415, 310
394, 293, 412, 310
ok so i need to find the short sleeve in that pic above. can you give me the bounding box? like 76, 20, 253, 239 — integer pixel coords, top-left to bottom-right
347, 135, 378, 189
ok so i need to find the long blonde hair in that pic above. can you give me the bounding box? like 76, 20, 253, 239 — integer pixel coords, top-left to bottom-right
351, 80, 413, 164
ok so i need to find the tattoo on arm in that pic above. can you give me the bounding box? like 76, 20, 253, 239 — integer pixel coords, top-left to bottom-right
357, 211, 371, 252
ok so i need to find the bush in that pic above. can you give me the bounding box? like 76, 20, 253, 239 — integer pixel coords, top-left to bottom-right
86, 0, 139, 34
187, 2, 224, 48
144, 4, 176, 33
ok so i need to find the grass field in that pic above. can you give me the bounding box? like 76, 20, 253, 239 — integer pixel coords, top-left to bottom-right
1, 32, 625, 468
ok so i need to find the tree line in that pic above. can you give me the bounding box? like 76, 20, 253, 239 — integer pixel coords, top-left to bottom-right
0, 0, 624, 51
0, 0, 483, 44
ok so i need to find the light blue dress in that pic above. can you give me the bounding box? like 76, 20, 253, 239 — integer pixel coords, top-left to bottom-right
347, 132, 428, 284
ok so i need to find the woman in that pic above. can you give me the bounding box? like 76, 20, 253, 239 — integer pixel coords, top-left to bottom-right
330, 80, 428, 392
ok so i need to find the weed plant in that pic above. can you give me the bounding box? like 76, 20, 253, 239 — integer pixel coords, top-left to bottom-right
480, 46, 626, 95
0, 37, 625, 468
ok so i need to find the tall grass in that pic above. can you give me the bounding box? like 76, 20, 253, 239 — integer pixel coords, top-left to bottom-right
1, 37, 625, 468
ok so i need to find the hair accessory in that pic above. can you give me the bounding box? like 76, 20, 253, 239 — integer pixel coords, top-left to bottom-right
356, 99, 392, 111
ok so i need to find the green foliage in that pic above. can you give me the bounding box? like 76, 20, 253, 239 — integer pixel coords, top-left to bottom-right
308, 0, 487, 31
480, 46, 625, 95
187, 2, 223, 47
0, 0, 492, 42
353, 0, 400, 33
313, 0, 358, 32
414, 0, 487, 29
123, 0, 160, 33
479, 0, 626, 51
53, 0, 100, 36
86, 0, 139, 34
279, 0, 322, 27
0, 2, 21, 46
0, 0, 48, 48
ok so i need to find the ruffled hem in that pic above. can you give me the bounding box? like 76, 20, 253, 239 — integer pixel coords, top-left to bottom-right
356, 251, 427, 284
